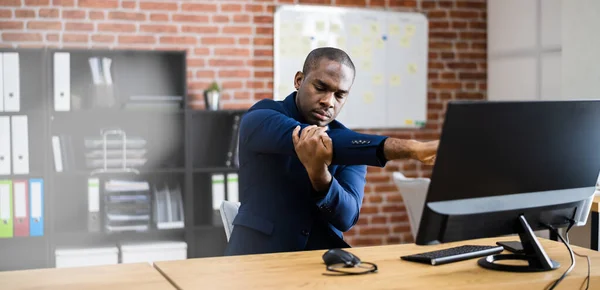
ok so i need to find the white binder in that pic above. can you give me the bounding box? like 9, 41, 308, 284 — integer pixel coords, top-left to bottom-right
0, 55, 3, 112
54, 52, 70, 111
3, 53, 20, 112
11, 115, 29, 174
0, 117, 10, 175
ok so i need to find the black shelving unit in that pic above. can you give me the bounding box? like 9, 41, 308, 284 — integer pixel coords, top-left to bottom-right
0, 47, 245, 271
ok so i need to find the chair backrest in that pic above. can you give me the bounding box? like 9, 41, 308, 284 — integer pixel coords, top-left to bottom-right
219, 200, 241, 241
391, 172, 431, 239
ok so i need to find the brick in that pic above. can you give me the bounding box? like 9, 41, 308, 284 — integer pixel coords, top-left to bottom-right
253, 15, 273, 24
450, 10, 479, 19
256, 27, 273, 35
3, 33, 43, 42
63, 34, 88, 43
438, 1, 453, 8
238, 37, 250, 45
370, 0, 385, 7
66, 22, 94, 31
221, 3, 242, 12
0, 0, 20, 6
386, 193, 404, 203
150, 13, 169, 22
233, 14, 250, 23
452, 21, 468, 29
214, 48, 250, 57
441, 72, 456, 79
219, 70, 251, 78
366, 174, 390, 183
373, 184, 398, 193
182, 3, 217, 12
360, 206, 379, 214
15, 10, 36, 18
430, 32, 458, 39
99, 23, 136, 32
431, 82, 461, 90
89, 11, 104, 20
46, 33, 59, 42
222, 81, 244, 90
0, 21, 23, 29
367, 195, 383, 203
202, 37, 236, 45
459, 72, 486, 80
390, 0, 417, 7
212, 15, 229, 23
245, 4, 263, 13
222, 102, 254, 110
469, 21, 486, 30
78, 0, 118, 9
351, 237, 383, 246
109, 11, 145, 21
196, 70, 215, 78
222, 26, 253, 35
141, 24, 178, 33
429, 52, 439, 59
118, 35, 156, 44
421, 0, 435, 9
182, 25, 218, 34
371, 216, 388, 224
235, 92, 252, 100
254, 71, 272, 78
427, 10, 446, 19
249, 59, 273, 67
429, 21, 450, 29
0, 10, 11, 18
173, 14, 209, 23
247, 81, 265, 89
440, 52, 455, 59
194, 48, 210, 56
254, 49, 273, 57
254, 37, 273, 46
27, 21, 61, 30
456, 1, 486, 9
429, 42, 452, 49
458, 52, 486, 59
298, 0, 328, 4
361, 226, 389, 235
390, 214, 408, 223
92, 34, 115, 43
387, 236, 402, 244
160, 36, 197, 45
209, 59, 245, 67
456, 92, 484, 99
26, 0, 50, 4
122, 0, 135, 8
62, 10, 86, 19
52, 0, 74, 5
336, 0, 366, 7
428, 72, 439, 79
39, 8, 59, 18
447, 62, 477, 69
140, 1, 177, 10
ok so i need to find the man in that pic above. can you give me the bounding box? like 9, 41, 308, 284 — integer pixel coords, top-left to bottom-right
224, 47, 438, 256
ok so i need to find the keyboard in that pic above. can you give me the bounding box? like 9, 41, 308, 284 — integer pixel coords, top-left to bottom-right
401, 245, 504, 266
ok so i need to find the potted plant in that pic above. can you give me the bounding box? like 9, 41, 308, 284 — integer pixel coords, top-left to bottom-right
204, 81, 221, 111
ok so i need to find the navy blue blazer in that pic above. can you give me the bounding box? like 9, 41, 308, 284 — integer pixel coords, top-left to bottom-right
224, 92, 389, 256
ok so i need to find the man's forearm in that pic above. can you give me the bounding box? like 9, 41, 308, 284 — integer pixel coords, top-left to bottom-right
382, 138, 419, 161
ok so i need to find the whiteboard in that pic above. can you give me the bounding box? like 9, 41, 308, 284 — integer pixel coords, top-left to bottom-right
274, 5, 429, 129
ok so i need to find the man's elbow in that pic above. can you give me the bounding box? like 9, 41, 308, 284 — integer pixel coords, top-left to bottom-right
333, 213, 359, 232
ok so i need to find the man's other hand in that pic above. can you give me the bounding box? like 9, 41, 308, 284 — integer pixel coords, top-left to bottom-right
292, 125, 333, 169
413, 140, 439, 165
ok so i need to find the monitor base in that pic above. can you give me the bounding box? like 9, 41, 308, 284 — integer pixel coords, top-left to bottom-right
477, 214, 561, 272
477, 254, 560, 272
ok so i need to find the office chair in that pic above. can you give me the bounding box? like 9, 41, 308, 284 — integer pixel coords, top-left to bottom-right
391, 172, 431, 239
219, 200, 241, 241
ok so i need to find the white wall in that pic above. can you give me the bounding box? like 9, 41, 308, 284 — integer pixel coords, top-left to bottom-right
487, 0, 561, 101
562, 0, 600, 99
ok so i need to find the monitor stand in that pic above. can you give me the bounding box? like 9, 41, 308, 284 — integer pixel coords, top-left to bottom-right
477, 214, 560, 272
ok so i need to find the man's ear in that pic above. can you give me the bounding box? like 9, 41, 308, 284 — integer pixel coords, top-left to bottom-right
293, 71, 304, 90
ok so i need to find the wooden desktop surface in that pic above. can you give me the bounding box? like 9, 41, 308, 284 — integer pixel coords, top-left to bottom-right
0, 262, 175, 290
592, 195, 600, 212
155, 236, 599, 289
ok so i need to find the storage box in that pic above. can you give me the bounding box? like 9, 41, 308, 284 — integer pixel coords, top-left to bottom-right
120, 241, 187, 264
55, 247, 118, 268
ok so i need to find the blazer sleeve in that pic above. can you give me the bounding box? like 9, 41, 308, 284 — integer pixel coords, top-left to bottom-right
240, 108, 389, 167
313, 165, 367, 232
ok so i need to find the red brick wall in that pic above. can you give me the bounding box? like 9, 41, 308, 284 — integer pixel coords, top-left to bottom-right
0, 0, 486, 246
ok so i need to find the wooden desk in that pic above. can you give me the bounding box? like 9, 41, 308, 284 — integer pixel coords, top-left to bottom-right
0, 263, 175, 290
591, 195, 600, 250
155, 237, 599, 289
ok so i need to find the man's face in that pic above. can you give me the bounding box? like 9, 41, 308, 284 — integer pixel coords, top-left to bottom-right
294, 59, 354, 127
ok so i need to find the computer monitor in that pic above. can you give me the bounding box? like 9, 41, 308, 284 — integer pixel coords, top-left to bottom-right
416, 100, 600, 272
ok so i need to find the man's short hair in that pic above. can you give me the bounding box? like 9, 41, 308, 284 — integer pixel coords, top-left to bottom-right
302, 47, 356, 80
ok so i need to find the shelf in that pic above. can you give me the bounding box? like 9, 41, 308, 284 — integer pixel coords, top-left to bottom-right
52, 168, 186, 176
53, 228, 186, 248
193, 167, 238, 173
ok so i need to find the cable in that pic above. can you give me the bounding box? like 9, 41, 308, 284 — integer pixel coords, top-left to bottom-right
565, 220, 591, 290
544, 225, 575, 290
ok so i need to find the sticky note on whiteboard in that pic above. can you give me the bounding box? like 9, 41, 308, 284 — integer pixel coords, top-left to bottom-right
363, 92, 374, 104
370, 22, 380, 34
390, 75, 401, 86
316, 21, 326, 32
376, 38, 385, 49
405, 119, 414, 125
406, 24, 416, 36
408, 63, 417, 74
362, 60, 372, 71
350, 24, 361, 36
331, 23, 341, 33
390, 24, 401, 35
372, 74, 383, 86
400, 36, 411, 47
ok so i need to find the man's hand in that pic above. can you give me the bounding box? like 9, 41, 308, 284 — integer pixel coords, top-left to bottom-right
292, 125, 333, 192
383, 139, 439, 165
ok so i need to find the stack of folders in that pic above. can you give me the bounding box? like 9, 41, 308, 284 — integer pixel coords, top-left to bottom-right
0, 179, 44, 238
83, 134, 147, 170
153, 183, 184, 229
123, 95, 183, 111
103, 180, 151, 233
